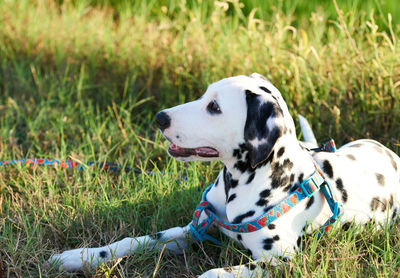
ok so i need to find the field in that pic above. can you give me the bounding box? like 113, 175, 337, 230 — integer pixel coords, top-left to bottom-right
1, 0, 400, 277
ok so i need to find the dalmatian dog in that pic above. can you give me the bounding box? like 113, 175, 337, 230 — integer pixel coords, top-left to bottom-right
48, 73, 400, 277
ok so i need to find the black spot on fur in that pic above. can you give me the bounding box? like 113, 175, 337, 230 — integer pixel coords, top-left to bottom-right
256, 189, 270, 207
288, 173, 304, 193
283, 173, 295, 192
263, 235, 279, 251
232, 149, 242, 160
282, 159, 294, 170
270, 161, 290, 189
381, 198, 387, 212
234, 160, 250, 173
237, 234, 242, 241
392, 210, 398, 221
271, 162, 284, 178
259, 86, 272, 94
214, 177, 219, 187
99, 251, 107, 258
258, 262, 269, 270
323, 160, 334, 178
223, 267, 233, 273
281, 174, 289, 184
223, 167, 238, 198
223, 167, 230, 198
376, 173, 385, 186
335, 178, 348, 203
299, 143, 309, 151
260, 189, 271, 198
282, 184, 292, 192
256, 198, 269, 207
227, 194, 237, 203
296, 236, 302, 248
247, 263, 257, 271
271, 95, 279, 102
370, 197, 381, 211
341, 222, 351, 231
233, 210, 255, 224
346, 154, 356, 160
296, 226, 308, 250
247, 172, 256, 184
268, 223, 276, 230
231, 179, 238, 188
305, 196, 314, 209
149, 232, 163, 240
277, 147, 285, 158
389, 194, 394, 209
271, 175, 289, 189
263, 238, 274, 250
233, 144, 253, 173
349, 143, 363, 148
298, 173, 304, 183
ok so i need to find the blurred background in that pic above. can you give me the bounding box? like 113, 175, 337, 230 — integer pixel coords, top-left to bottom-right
1, 0, 399, 157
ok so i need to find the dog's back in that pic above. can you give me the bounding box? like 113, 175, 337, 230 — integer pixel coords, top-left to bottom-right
309, 139, 400, 227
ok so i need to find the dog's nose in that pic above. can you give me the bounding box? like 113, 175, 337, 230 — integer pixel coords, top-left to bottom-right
155, 111, 171, 131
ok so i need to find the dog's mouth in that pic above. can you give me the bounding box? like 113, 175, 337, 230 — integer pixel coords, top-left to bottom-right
168, 143, 219, 158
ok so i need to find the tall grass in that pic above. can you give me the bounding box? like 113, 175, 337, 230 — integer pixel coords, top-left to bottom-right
1, 0, 399, 149
1, 0, 400, 277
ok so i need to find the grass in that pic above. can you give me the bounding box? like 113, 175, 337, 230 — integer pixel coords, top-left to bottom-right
0, 0, 400, 277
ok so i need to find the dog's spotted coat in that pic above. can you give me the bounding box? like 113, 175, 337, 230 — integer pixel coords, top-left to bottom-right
49, 74, 400, 277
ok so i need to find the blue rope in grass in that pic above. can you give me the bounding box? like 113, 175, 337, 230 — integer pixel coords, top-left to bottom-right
0, 158, 136, 172
0, 158, 191, 185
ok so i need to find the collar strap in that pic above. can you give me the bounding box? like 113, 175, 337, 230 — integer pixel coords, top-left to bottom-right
189, 138, 343, 244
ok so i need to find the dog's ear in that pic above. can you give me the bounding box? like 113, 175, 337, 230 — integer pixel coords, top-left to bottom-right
244, 90, 282, 168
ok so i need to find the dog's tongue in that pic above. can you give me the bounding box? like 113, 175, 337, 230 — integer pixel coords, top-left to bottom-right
169, 144, 219, 157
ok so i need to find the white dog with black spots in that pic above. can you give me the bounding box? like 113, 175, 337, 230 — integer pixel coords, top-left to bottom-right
48, 73, 400, 277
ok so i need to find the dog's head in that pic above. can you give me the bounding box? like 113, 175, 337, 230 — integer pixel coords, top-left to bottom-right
156, 73, 296, 169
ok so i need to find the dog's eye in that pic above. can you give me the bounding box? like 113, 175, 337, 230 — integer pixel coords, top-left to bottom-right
207, 100, 221, 114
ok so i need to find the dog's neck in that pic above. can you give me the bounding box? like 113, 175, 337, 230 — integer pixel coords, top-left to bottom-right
222, 133, 316, 218
225, 134, 315, 181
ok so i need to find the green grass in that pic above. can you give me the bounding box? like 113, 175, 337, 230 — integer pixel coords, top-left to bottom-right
1, 0, 400, 277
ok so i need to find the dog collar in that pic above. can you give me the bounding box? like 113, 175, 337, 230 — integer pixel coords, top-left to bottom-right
189, 138, 343, 244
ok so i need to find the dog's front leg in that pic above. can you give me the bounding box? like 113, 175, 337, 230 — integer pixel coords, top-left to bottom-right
199, 259, 270, 278
48, 225, 190, 271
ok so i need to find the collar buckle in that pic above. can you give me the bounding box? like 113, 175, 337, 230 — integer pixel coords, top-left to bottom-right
300, 171, 324, 198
